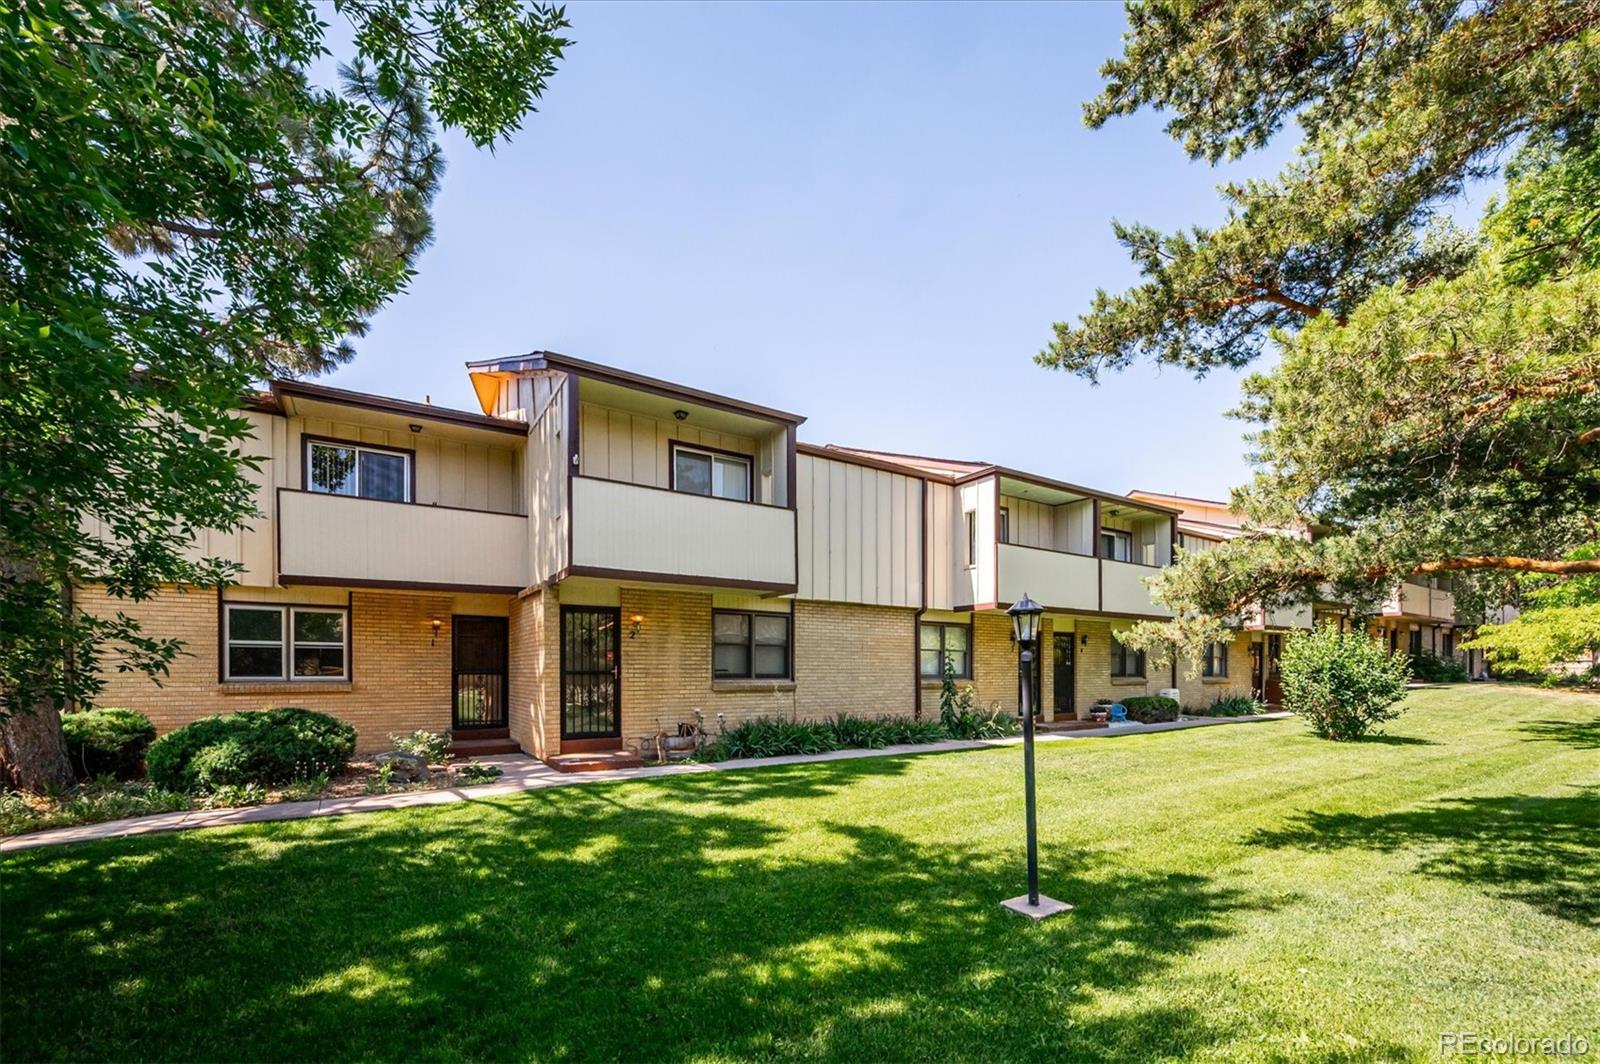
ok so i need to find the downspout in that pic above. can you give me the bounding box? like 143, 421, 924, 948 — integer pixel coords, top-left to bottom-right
914, 475, 928, 721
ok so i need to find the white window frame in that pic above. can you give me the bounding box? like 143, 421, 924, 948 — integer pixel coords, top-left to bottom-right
672, 445, 753, 503
306, 440, 412, 502
223, 603, 349, 682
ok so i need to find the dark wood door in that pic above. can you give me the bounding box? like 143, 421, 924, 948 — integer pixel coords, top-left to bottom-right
1265, 633, 1284, 705
453, 616, 508, 729
1053, 633, 1075, 718
1250, 641, 1265, 701
561, 606, 621, 740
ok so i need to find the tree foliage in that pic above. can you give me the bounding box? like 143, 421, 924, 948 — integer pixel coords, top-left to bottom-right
1058, 0, 1600, 659
0, 0, 569, 783
1463, 543, 1600, 673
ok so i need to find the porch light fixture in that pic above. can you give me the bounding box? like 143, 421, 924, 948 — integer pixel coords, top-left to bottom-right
430, 618, 442, 646
628, 613, 644, 639
673, 409, 689, 422
1001, 593, 1070, 920
408, 423, 423, 434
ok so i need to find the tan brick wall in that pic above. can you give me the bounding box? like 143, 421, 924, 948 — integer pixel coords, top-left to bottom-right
1174, 630, 1256, 710
1074, 618, 1168, 712
537, 589, 920, 753
77, 583, 492, 753
508, 590, 552, 757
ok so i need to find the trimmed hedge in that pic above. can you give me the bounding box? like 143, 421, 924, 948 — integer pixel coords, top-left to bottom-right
61, 708, 156, 780
146, 707, 356, 791
701, 713, 956, 762
1120, 696, 1179, 723
1189, 695, 1265, 717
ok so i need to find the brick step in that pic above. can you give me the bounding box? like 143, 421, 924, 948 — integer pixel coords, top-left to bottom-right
449, 736, 521, 757
544, 751, 647, 774
453, 727, 509, 740
1037, 719, 1108, 733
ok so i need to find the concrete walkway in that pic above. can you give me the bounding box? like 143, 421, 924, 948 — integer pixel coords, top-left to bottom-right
0, 712, 1291, 853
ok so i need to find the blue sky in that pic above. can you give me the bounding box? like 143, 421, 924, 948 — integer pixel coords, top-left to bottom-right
328, 2, 1299, 500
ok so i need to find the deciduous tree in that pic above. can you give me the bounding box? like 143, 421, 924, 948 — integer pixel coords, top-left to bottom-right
0, 0, 570, 789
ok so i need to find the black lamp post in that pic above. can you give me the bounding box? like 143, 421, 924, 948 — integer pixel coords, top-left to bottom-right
1001, 593, 1071, 920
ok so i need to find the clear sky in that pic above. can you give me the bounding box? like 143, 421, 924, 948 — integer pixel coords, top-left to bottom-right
325, 1, 1298, 500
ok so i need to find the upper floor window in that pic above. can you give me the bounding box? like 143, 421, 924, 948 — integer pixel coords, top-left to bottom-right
224, 603, 347, 681
1202, 640, 1229, 678
713, 610, 790, 678
307, 439, 410, 502
673, 445, 751, 502
965, 510, 977, 566
999, 507, 1010, 545
1101, 528, 1132, 562
1110, 635, 1145, 678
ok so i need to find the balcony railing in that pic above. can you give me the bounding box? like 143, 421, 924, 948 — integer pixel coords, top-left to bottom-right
568, 476, 797, 591
1385, 581, 1456, 622
996, 545, 1174, 618
277, 489, 528, 592
997, 544, 1097, 611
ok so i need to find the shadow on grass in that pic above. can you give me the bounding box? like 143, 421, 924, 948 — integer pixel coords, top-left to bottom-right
1357, 734, 1436, 746
1519, 717, 1600, 750
1249, 789, 1600, 927
2, 759, 1268, 1062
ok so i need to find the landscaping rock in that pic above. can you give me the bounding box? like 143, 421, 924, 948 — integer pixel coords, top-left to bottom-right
374, 750, 430, 782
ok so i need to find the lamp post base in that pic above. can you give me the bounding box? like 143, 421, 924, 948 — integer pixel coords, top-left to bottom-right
1000, 894, 1073, 920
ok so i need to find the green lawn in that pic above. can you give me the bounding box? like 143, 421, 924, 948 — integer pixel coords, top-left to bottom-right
3, 686, 1597, 1062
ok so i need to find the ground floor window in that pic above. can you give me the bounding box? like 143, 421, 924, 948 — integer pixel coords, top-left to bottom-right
1409, 629, 1423, 656
223, 603, 347, 681
920, 622, 971, 679
1111, 635, 1145, 678
713, 610, 791, 679
1202, 640, 1229, 678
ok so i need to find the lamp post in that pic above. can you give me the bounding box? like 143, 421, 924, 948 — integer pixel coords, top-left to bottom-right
1001, 593, 1071, 920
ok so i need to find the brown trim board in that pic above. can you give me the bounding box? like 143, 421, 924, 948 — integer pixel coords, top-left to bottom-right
273, 379, 528, 435
278, 574, 523, 595
550, 565, 797, 596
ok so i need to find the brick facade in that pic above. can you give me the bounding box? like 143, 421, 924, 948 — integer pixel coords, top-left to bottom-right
76, 584, 504, 753
609, 589, 916, 751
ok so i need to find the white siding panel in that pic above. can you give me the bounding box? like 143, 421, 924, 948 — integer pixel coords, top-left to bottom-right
1101, 559, 1174, 617
570, 477, 795, 586
278, 491, 528, 589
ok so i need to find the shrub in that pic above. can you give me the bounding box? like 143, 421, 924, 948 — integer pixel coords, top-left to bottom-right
1408, 651, 1470, 684
1280, 626, 1412, 741
60, 708, 156, 780
1, 779, 192, 837
700, 712, 955, 761
1120, 696, 1179, 723
941, 702, 1017, 740
147, 707, 356, 791
456, 761, 503, 784
389, 729, 451, 763
1190, 695, 1265, 717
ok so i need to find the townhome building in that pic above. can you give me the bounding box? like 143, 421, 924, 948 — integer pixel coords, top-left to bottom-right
79, 354, 1278, 764
1128, 490, 1472, 692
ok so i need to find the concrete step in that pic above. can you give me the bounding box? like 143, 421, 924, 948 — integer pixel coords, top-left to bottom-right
544, 751, 647, 774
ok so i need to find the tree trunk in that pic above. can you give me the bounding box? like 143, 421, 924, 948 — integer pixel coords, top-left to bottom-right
0, 557, 76, 792
0, 697, 73, 793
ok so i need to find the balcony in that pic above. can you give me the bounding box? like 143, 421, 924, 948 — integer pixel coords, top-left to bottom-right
1385, 580, 1455, 622
1101, 558, 1175, 618
1245, 601, 1314, 630
995, 545, 1174, 618
997, 544, 1097, 612
568, 476, 797, 592
277, 489, 528, 592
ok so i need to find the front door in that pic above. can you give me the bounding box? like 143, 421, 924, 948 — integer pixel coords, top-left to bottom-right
453, 616, 508, 729
561, 606, 621, 741
1052, 633, 1075, 718
1265, 633, 1284, 705
1250, 641, 1264, 701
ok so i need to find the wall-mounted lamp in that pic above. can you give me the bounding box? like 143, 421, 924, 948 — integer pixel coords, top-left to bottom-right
408, 423, 423, 434
672, 409, 689, 422
430, 618, 442, 646
628, 613, 644, 639
1080, 633, 1089, 648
